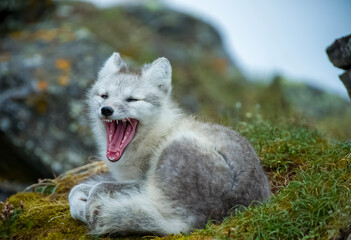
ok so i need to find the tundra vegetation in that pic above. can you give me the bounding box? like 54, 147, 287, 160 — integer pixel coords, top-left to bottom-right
1, 1, 350, 239
1, 116, 350, 239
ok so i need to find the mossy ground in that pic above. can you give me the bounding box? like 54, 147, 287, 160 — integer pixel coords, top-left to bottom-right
0, 162, 106, 240
1, 116, 350, 239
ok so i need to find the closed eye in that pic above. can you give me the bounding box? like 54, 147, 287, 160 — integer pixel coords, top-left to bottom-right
101, 94, 108, 99
126, 97, 139, 102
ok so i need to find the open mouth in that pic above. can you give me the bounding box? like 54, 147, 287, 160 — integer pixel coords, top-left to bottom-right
102, 118, 139, 162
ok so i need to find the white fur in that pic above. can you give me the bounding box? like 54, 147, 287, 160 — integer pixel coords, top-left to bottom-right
71, 53, 192, 234
90, 192, 190, 235
142, 57, 172, 94
98, 52, 126, 79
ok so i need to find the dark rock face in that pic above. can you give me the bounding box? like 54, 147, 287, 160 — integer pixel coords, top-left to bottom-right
327, 34, 351, 99
0, 0, 55, 36
339, 70, 351, 98
123, 6, 229, 62
326, 34, 351, 70
0, 21, 113, 180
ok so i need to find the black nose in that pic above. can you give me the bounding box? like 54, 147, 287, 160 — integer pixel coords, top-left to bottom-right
101, 106, 114, 116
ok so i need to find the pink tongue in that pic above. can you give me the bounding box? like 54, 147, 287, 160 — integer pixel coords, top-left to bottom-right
105, 119, 138, 162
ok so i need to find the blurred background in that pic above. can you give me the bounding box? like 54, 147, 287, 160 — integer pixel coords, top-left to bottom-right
0, 0, 350, 200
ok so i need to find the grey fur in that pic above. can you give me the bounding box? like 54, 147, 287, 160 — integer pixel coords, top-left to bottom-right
144, 94, 162, 107
155, 123, 270, 229
69, 53, 270, 236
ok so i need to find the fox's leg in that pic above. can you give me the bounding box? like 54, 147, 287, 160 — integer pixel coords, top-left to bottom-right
69, 174, 115, 222
69, 183, 95, 222
83, 182, 189, 235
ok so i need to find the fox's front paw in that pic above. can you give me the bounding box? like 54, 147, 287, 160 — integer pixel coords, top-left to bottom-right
69, 184, 92, 222
85, 198, 103, 230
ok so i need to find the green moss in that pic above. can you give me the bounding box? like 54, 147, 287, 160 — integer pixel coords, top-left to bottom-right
220, 169, 351, 239
0, 192, 90, 239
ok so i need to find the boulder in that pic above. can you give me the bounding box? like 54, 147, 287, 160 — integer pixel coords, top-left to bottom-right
0, 21, 113, 181
339, 70, 351, 99
326, 34, 351, 70
326, 34, 351, 99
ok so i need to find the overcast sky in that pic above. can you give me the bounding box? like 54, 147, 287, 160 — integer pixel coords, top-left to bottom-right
83, 0, 351, 98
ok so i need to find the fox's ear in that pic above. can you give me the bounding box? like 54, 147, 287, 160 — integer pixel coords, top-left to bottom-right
143, 57, 172, 94
98, 52, 126, 78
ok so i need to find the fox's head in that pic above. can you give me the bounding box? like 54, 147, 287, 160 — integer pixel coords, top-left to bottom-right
87, 52, 173, 162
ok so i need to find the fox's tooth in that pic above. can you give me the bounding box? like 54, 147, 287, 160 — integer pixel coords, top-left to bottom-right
122, 119, 126, 123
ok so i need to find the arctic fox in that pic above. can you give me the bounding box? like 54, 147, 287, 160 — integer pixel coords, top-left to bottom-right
69, 53, 270, 235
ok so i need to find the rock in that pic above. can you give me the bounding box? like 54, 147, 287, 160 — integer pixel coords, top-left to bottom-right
0, 0, 55, 36
326, 34, 351, 70
326, 34, 351, 99
0, 129, 50, 181
0, 20, 113, 179
339, 70, 351, 99
123, 5, 230, 62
